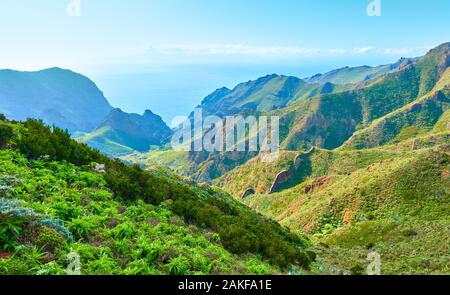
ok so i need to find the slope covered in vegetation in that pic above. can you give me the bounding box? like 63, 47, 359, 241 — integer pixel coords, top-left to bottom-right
241, 139, 449, 274
0, 115, 314, 274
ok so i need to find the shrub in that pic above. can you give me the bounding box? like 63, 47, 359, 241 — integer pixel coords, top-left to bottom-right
110, 221, 136, 240
0, 124, 13, 148
38, 218, 73, 242
68, 217, 97, 241
167, 255, 191, 275
17, 119, 104, 165
35, 226, 66, 252
0, 257, 31, 275
0, 217, 23, 251
246, 258, 269, 275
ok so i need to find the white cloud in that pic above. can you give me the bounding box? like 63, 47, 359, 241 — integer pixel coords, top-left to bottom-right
329, 48, 349, 54
148, 44, 321, 56
109, 44, 433, 62
382, 48, 411, 55
356, 46, 375, 54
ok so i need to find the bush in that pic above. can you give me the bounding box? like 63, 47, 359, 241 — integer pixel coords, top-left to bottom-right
35, 226, 66, 252
0, 124, 13, 148
0, 217, 23, 251
0, 257, 31, 275
17, 119, 104, 165
167, 255, 191, 275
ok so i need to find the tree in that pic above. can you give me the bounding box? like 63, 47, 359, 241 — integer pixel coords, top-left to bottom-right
0, 123, 13, 148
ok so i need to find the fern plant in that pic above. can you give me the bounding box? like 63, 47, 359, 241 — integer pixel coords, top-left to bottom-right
0, 218, 23, 251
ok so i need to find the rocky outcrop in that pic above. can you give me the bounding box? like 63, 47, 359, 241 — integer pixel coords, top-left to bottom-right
268, 170, 291, 194
269, 147, 315, 194
241, 188, 255, 199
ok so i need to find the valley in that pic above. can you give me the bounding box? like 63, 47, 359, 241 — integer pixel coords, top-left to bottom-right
0, 42, 449, 275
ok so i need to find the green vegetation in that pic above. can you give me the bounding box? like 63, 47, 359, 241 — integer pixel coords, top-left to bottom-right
0, 151, 281, 274
77, 126, 135, 157
122, 149, 196, 176
0, 117, 313, 274
241, 141, 449, 274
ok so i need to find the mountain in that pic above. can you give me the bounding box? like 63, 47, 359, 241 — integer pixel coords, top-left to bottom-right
127, 42, 450, 184
304, 58, 415, 85
193, 74, 354, 118
0, 67, 112, 132
201, 43, 450, 274
1, 42, 449, 274
78, 108, 172, 156
277, 42, 450, 151
193, 58, 418, 119
0, 67, 174, 157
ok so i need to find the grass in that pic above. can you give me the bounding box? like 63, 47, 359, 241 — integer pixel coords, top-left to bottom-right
122, 149, 196, 176
77, 126, 134, 157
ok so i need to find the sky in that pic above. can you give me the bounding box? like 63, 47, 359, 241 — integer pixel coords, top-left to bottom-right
0, 0, 449, 123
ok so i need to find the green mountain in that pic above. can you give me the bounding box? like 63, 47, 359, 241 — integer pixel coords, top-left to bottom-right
78, 108, 172, 157
0, 116, 313, 274
0, 67, 112, 133
194, 74, 354, 118
304, 58, 414, 85
129, 43, 449, 182
277, 42, 449, 151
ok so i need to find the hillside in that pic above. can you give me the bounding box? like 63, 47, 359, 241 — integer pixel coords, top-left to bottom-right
278, 43, 450, 151
231, 134, 449, 274
0, 116, 314, 274
342, 68, 450, 149
0, 68, 112, 133
78, 108, 172, 157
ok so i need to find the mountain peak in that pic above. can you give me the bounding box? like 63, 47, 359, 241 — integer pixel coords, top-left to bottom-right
143, 109, 155, 116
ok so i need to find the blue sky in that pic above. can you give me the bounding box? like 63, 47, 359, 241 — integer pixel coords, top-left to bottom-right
0, 0, 449, 122
1, 0, 449, 70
